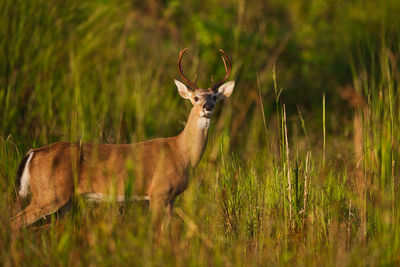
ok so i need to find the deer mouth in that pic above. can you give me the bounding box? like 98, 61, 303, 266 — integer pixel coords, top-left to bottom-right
201, 110, 213, 118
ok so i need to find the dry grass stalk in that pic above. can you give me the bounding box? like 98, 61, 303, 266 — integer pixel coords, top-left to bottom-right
347, 199, 352, 249
302, 150, 310, 226
283, 105, 292, 227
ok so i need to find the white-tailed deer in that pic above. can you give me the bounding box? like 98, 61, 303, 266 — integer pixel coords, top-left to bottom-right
11, 48, 235, 230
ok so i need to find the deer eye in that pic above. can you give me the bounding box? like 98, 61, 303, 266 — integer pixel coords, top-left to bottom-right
194, 96, 199, 101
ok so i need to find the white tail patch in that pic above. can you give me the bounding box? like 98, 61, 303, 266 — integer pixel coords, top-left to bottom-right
85, 193, 150, 203
19, 152, 34, 198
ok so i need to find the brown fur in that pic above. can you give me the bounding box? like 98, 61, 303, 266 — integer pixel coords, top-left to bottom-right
10, 105, 210, 230
11, 49, 234, 231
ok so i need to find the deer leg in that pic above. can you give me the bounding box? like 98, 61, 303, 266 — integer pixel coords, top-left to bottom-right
149, 192, 173, 240
165, 199, 175, 227
10, 200, 67, 231
149, 194, 166, 226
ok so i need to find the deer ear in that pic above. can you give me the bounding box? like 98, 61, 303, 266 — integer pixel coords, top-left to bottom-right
217, 81, 235, 100
174, 79, 192, 99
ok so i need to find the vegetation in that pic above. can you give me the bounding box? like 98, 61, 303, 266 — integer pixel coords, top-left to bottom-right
1, 0, 399, 265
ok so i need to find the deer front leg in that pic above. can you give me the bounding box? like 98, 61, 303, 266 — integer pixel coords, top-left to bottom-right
149, 193, 167, 241
166, 200, 174, 223
149, 190, 176, 238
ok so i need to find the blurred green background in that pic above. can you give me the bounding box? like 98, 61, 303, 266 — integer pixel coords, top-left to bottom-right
1, 0, 400, 265
1, 0, 398, 154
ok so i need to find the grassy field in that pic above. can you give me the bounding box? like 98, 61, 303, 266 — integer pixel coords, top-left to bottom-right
1, 0, 400, 265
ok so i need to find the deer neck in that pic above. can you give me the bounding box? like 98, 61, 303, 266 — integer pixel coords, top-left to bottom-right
177, 106, 211, 168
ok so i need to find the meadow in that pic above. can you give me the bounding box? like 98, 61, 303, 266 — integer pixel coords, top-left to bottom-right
1, 0, 400, 265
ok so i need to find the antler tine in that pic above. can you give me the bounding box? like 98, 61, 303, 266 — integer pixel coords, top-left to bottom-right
211, 49, 232, 91
221, 55, 228, 73
178, 48, 198, 90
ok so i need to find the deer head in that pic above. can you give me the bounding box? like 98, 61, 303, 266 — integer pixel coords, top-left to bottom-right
174, 48, 235, 119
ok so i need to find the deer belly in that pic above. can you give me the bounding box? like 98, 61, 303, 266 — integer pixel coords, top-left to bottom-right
85, 193, 150, 203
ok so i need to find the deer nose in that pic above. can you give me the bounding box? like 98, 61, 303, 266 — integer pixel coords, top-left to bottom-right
203, 102, 213, 111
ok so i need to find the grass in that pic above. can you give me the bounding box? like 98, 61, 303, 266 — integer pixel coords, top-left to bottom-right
1, 0, 400, 266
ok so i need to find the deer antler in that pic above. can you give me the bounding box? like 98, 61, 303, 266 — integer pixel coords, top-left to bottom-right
211, 49, 232, 92
178, 48, 198, 90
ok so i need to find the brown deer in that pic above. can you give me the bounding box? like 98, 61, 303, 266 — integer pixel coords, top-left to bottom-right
10, 48, 235, 230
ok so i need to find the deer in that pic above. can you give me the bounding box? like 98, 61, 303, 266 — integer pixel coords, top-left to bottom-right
10, 48, 235, 230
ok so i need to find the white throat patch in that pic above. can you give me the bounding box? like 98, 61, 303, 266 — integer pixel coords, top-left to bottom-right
198, 117, 211, 130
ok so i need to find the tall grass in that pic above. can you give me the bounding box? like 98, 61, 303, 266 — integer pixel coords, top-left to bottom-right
1, 0, 400, 265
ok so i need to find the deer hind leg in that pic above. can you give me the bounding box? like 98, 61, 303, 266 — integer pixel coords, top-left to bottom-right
10, 198, 69, 231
